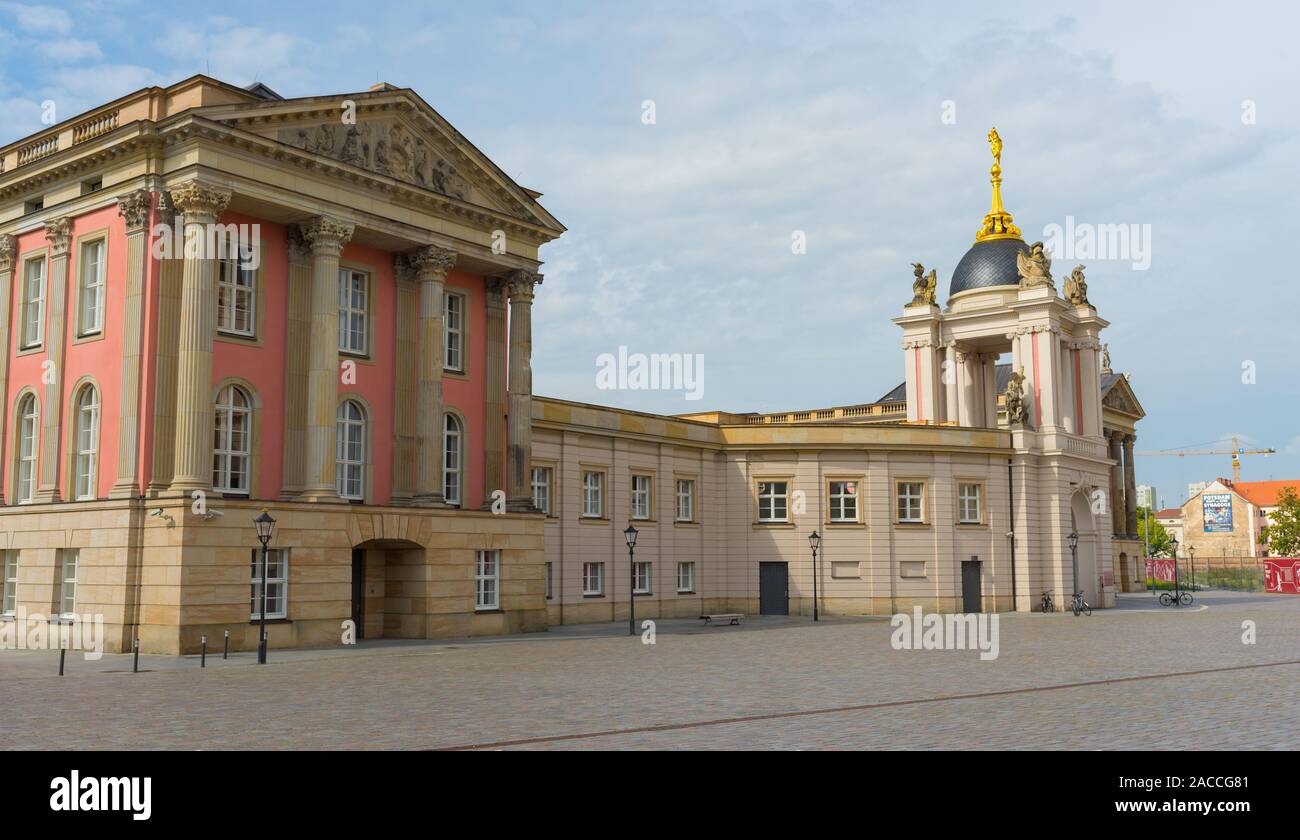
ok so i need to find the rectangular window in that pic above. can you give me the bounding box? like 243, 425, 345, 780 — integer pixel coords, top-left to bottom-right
545, 561, 553, 600
58, 549, 78, 618
676, 479, 695, 522
677, 561, 695, 593
2, 550, 18, 615
897, 482, 925, 524
475, 549, 500, 611
337, 268, 368, 354
633, 561, 651, 594
250, 548, 288, 620
21, 257, 45, 349
582, 562, 604, 596
757, 481, 789, 523
217, 245, 255, 336
444, 291, 465, 371
78, 239, 106, 335
582, 471, 604, 518
631, 474, 652, 520
829, 480, 859, 523
531, 466, 552, 515
958, 483, 983, 524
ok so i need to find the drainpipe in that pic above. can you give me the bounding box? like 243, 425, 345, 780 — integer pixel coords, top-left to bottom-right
1008, 458, 1018, 611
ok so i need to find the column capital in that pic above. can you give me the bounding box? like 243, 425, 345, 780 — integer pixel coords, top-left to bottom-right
502, 269, 542, 302
485, 275, 508, 309
0, 233, 15, 272
168, 181, 231, 222
286, 226, 311, 265
299, 216, 355, 255
409, 245, 456, 280
44, 217, 73, 257
116, 189, 152, 233
1122, 432, 1135, 445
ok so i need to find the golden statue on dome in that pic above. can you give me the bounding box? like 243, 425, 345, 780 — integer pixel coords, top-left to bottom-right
975, 127, 1022, 243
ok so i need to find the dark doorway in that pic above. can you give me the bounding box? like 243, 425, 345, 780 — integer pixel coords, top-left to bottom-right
351, 549, 366, 640
961, 558, 983, 613
759, 562, 789, 615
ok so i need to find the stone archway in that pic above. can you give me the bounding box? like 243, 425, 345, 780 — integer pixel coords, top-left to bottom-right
1070, 490, 1100, 605
350, 538, 428, 640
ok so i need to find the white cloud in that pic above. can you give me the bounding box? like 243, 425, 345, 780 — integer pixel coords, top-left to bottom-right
1, 2, 70, 33
40, 38, 103, 62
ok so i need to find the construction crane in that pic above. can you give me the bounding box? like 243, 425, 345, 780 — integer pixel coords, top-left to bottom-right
1135, 436, 1276, 483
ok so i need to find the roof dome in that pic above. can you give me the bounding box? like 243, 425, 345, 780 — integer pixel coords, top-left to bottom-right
949, 237, 1026, 297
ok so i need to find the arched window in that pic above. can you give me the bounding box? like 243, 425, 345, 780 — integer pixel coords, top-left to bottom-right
335, 400, 366, 501
443, 413, 463, 507
213, 385, 252, 493
73, 385, 99, 500
15, 394, 38, 504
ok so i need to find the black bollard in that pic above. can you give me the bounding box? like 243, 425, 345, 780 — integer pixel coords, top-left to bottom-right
201, 635, 207, 668
223, 629, 229, 660
132, 638, 140, 673
59, 646, 66, 676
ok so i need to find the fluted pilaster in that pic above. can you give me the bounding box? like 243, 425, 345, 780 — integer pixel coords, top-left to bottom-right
505, 270, 541, 510
110, 190, 152, 498
0, 234, 15, 504
33, 217, 72, 501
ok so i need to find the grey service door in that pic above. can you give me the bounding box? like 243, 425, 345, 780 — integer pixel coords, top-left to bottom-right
961, 559, 983, 613
759, 562, 789, 616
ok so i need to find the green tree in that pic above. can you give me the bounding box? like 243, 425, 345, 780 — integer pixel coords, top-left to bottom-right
1260, 487, 1300, 557
1137, 506, 1173, 556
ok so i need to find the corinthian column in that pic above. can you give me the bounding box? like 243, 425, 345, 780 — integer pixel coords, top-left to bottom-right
505, 271, 541, 511
168, 182, 231, 494
110, 190, 152, 498
410, 245, 456, 506
1108, 431, 1125, 537
483, 278, 508, 505
298, 216, 354, 503
1123, 433, 1139, 538
33, 218, 72, 502
0, 234, 15, 504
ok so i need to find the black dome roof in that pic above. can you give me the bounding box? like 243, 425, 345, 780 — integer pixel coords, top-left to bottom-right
949, 237, 1026, 298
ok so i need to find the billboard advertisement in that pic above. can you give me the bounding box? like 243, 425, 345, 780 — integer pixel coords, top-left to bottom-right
1264, 559, 1300, 594
1202, 493, 1234, 532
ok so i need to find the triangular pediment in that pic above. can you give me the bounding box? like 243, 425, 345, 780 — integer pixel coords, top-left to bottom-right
1101, 372, 1145, 419
190, 88, 562, 233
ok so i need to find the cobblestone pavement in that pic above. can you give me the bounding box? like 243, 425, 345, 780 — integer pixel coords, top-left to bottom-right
1, 591, 1296, 750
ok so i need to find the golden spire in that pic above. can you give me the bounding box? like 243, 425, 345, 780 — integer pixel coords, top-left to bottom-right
975, 127, 1022, 242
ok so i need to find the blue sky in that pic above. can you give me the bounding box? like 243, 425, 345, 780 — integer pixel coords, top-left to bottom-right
1, 0, 1297, 504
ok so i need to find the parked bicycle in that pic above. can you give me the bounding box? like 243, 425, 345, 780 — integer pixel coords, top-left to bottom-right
1040, 589, 1054, 613
1070, 590, 1092, 617
1158, 590, 1193, 607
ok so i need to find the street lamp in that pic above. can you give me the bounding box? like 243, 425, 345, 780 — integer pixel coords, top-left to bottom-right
1169, 535, 1180, 601
624, 525, 638, 636
1067, 530, 1079, 602
254, 509, 276, 664
808, 531, 822, 621
1188, 545, 1197, 592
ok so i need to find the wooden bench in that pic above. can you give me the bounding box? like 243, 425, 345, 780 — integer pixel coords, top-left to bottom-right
700, 614, 744, 626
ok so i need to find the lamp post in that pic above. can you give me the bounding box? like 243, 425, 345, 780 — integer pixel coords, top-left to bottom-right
1169, 535, 1180, 601
1188, 545, 1196, 592
254, 509, 276, 664
624, 525, 638, 636
808, 530, 822, 622
1068, 530, 1079, 600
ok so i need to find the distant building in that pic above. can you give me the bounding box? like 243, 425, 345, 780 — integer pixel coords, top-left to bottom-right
1137, 484, 1159, 510
1187, 481, 1208, 502
1155, 508, 1183, 552
1181, 479, 1300, 558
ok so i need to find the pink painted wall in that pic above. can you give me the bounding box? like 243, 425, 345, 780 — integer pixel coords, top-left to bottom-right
443, 269, 488, 507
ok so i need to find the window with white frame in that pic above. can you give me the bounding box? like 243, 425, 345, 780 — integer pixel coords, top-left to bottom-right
335, 400, 366, 500
78, 239, 105, 335
337, 268, 368, 354
958, 482, 982, 524
582, 470, 603, 518
531, 466, 552, 515
633, 561, 651, 594
631, 474, 652, 520
16, 393, 38, 504
544, 561, 553, 600
475, 549, 500, 610
21, 256, 45, 349
829, 480, 859, 523
250, 548, 288, 620
73, 384, 99, 501
443, 413, 462, 506
757, 481, 789, 523
582, 562, 604, 596
58, 549, 78, 618
213, 385, 252, 493
217, 239, 255, 336
676, 479, 695, 522
897, 481, 925, 523
444, 291, 465, 371
677, 561, 695, 593
2, 550, 18, 615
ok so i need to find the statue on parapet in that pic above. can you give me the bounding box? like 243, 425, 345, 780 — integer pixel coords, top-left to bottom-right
1063, 264, 1089, 306
910, 262, 937, 306
1005, 368, 1030, 426
1016, 241, 1054, 290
